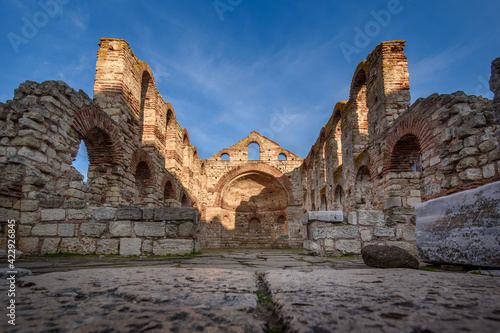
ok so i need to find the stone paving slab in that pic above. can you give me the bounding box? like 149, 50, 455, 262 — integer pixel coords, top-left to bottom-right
265, 269, 500, 333
0, 267, 266, 333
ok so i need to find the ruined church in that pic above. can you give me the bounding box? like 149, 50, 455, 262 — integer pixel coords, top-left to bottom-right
1, 38, 499, 267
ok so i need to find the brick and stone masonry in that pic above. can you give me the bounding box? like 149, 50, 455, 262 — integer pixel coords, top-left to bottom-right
0, 38, 498, 263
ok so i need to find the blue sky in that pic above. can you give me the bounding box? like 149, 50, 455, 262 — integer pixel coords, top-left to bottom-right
1, 0, 499, 179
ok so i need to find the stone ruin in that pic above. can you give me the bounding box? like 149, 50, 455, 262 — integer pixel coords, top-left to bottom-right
0, 38, 499, 267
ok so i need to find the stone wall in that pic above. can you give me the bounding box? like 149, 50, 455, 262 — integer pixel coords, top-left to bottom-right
1, 202, 199, 256
302, 41, 499, 256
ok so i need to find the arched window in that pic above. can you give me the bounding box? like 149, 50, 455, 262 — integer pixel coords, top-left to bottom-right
355, 166, 373, 209
248, 218, 260, 233
181, 193, 189, 207
135, 162, 152, 197
278, 153, 287, 161
334, 185, 344, 211
321, 194, 327, 211
164, 181, 173, 200
221, 153, 230, 161
390, 134, 422, 172
248, 142, 260, 160
183, 134, 189, 146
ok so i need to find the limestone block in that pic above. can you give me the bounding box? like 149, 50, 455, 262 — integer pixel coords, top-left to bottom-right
347, 212, 357, 225
154, 207, 198, 222
374, 227, 395, 238
179, 222, 196, 238
324, 239, 334, 252
110, 221, 131, 237
32, 224, 58, 236
96, 239, 119, 255
18, 225, 32, 237
310, 225, 358, 240
483, 164, 495, 178
80, 222, 107, 237
117, 208, 142, 220
134, 222, 165, 237
416, 181, 500, 267
58, 224, 75, 237
142, 239, 153, 254
153, 239, 194, 256
20, 212, 40, 225
63, 200, 86, 209
18, 237, 39, 254
384, 197, 402, 209
302, 211, 343, 225
93, 207, 117, 221
41, 209, 66, 221
166, 224, 179, 238
21, 199, 39, 212
406, 197, 422, 207
60, 237, 96, 255
360, 229, 372, 242
0, 208, 20, 221
68, 209, 90, 220
18, 146, 47, 163
41, 238, 60, 254
357, 210, 385, 226
120, 238, 141, 256
402, 226, 416, 241
335, 240, 361, 255
39, 199, 63, 208
303, 240, 320, 254
142, 207, 154, 220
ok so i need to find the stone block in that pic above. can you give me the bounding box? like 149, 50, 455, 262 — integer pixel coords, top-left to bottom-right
20, 199, 39, 212
68, 209, 90, 220
18, 237, 39, 254
179, 222, 196, 238
142, 239, 153, 254
32, 224, 58, 236
165, 224, 179, 238
406, 197, 422, 207
134, 222, 165, 237
360, 229, 372, 242
154, 207, 198, 222
63, 200, 86, 209
41, 209, 66, 221
302, 211, 343, 225
416, 181, 500, 267
58, 224, 75, 237
310, 225, 358, 240
384, 197, 402, 210
80, 222, 107, 237
20, 212, 40, 225
96, 239, 119, 255
483, 164, 496, 178
18, 225, 32, 237
93, 207, 116, 221
0, 208, 20, 221
110, 221, 131, 237
142, 207, 154, 220
335, 240, 361, 255
357, 210, 385, 226
374, 227, 395, 238
41, 238, 60, 254
153, 239, 194, 256
39, 199, 63, 208
60, 238, 96, 255
117, 208, 142, 220
303, 240, 320, 254
120, 238, 141, 256
324, 239, 334, 252
347, 212, 357, 225
402, 225, 416, 241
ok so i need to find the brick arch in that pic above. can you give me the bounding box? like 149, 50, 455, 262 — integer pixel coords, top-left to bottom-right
213, 163, 296, 206
182, 129, 190, 146
160, 172, 177, 200
130, 149, 156, 185
383, 114, 435, 173
72, 105, 123, 164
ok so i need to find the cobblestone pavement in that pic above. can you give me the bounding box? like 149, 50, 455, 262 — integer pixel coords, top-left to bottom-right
1, 250, 499, 332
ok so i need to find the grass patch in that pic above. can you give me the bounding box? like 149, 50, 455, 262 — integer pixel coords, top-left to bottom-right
419, 267, 437, 272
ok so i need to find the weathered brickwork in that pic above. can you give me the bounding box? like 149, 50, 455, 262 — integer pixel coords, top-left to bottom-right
303, 41, 499, 256
0, 38, 498, 256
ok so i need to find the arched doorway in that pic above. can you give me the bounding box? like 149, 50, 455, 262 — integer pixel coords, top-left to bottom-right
219, 172, 288, 248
